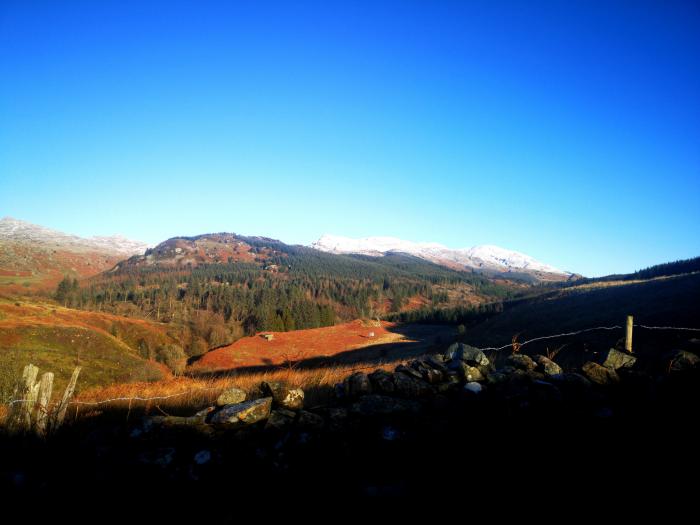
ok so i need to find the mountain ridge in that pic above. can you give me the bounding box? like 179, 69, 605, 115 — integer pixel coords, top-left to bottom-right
311, 233, 573, 280
0, 216, 149, 256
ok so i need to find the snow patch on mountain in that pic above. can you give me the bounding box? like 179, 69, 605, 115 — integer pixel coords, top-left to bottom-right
0, 217, 149, 256
311, 234, 569, 276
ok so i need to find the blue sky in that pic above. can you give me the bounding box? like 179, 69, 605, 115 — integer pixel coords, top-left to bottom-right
1, 1, 698, 276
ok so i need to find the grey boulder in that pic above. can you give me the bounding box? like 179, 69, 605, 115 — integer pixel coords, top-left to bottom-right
209, 397, 273, 427
601, 348, 637, 370
216, 387, 247, 407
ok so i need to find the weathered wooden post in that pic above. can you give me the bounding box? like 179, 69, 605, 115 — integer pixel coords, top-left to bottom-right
54, 366, 81, 428
35, 372, 54, 434
8, 364, 81, 435
625, 315, 634, 353
8, 364, 39, 431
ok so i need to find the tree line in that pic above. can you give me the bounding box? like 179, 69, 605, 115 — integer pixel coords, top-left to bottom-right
54, 239, 516, 358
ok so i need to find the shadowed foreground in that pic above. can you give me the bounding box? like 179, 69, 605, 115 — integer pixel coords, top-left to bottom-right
2, 344, 699, 521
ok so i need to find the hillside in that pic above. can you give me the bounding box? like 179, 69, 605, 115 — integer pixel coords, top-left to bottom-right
0, 299, 174, 401
0, 217, 147, 294
190, 320, 456, 373
73, 232, 521, 343
461, 272, 700, 366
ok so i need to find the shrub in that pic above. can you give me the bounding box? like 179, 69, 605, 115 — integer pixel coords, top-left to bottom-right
187, 337, 209, 358
155, 344, 187, 375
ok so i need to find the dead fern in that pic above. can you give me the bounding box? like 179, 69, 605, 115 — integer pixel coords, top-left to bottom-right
511, 333, 522, 354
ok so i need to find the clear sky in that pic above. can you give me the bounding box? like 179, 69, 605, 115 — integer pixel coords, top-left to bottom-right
1, 1, 698, 276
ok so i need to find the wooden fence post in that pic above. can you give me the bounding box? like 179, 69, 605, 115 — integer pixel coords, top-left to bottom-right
54, 366, 81, 428
8, 364, 39, 431
35, 372, 54, 434
625, 315, 634, 353
7, 364, 81, 435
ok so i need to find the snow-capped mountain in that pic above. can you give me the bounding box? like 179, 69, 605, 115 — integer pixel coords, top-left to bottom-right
311, 234, 571, 278
0, 216, 149, 256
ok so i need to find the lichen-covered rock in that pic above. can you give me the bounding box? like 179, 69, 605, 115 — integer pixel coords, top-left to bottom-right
147, 412, 211, 428
395, 364, 423, 380
582, 362, 620, 386
344, 372, 372, 397
195, 406, 215, 418
667, 350, 700, 373
507, 354, 536, 371
426, 355, 449, 373
601, 348, 637, 370
452, 362, 485, 382
394, 370, 432, 398
411, 358, 449, 385
209, 397, 273, 427
534, 355, 563, 376
350, 395, 421, 416
216, 387, 247, 407
424, 368, 443, 384
265, 408, 297, 431
410, 359, 443, 383
445, 343, 489, 367
369, 369, 396, 394
261, 381, 304, 410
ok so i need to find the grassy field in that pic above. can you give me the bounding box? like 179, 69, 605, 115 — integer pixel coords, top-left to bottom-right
191, 320, 455, 372
67, 358, 404, 422
0, 299, 455, 411
4, 271, 699, 421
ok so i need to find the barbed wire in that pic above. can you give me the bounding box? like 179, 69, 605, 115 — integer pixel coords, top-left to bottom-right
5, 323, 699, 409
478, 325, 624, 352
635, 324, 700, 332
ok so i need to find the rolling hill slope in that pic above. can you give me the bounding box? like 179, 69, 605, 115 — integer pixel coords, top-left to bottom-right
0, 217, 147, 294
461, 272, 700, 366
0, 299, 175, 401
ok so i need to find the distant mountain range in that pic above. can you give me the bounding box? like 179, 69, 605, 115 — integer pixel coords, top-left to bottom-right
0, 218, 576, 291
311, 234, 572, 280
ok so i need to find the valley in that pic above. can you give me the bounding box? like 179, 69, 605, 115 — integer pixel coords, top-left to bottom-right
2, 220, 699, 516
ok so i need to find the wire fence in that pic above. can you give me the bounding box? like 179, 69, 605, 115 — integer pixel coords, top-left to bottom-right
5, 323, 700, 409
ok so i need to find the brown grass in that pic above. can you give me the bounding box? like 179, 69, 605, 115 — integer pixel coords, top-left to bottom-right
66, 358, 407, 421
191, 319, 406, 371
